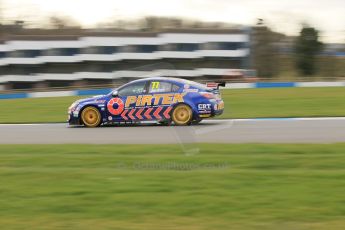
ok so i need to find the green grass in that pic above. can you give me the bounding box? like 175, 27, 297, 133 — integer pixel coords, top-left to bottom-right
221, 87, 345, 119
0, 87, 344, 123
1, 144, 345, 229
0, 96, 83, 123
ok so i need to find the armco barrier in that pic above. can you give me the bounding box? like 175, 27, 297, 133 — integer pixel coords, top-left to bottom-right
225, 81, 345, 89
255, 82, 296, 88
76, 88, 112, 96
0, 93, 28, 99
0, 81, 344, 100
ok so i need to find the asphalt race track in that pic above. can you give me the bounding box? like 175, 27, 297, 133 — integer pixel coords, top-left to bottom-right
1, 118, 345, 144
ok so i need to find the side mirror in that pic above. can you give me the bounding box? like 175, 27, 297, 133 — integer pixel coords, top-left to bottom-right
111, 90, 119, 97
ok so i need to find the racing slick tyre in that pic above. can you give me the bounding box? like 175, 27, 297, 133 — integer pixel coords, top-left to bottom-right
81, 106, 102, 127
172, 104, 193, 126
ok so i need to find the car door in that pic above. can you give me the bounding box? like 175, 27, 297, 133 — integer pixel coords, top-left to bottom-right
106, 80, 148, 122
147, 80, 181, 121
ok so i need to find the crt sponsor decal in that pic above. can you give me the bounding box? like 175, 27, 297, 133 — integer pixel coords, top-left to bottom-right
198, 104, 211, 110
198, 104, 212, 115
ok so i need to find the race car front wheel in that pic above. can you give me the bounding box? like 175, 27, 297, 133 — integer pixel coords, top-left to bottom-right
172, 104, 192, 126
81, 106, 101, 127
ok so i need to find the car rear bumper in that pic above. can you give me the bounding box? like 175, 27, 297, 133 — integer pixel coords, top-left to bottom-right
197, 100, 224, 118
213, 109, 224, 116
213, 100, 224, 116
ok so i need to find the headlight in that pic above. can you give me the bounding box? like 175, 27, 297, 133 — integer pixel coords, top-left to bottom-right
68, 102, 78, 113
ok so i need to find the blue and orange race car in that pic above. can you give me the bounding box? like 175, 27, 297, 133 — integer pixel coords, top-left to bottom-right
68, 77, 225, 127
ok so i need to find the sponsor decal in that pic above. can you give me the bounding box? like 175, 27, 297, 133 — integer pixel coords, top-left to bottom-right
163, 107, 172, 119
136, 108, 144, 120
120, 107, 172, 121
198, 104, 212, 110
199, 114, 211, 118
198, 104, 212, 115
198, 110, 211, 115
121, 110, 129, 120
128, 109, 136, 120
88, 100, 106, 104
107, 98, 125, 115
183, 88, 198, 93
206, 82, 219, 88
108, 116, 113, 121
153, 107, 162, 119
124, 93, 186, 108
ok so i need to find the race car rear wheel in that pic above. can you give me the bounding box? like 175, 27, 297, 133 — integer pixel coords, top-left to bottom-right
172, 104, 192, 126
81, 106, 101, 127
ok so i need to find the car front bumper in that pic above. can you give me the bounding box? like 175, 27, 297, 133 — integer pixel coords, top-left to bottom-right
67, 111, 81, 125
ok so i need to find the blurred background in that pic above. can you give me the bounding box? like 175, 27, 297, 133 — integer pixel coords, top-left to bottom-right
0, 0, 343, 92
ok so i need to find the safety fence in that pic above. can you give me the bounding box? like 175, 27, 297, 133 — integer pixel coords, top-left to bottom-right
0, 81, 344, 99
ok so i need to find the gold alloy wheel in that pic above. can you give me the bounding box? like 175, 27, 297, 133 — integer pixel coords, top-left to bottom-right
81, 106, 101, 127
172, 104, 192, 125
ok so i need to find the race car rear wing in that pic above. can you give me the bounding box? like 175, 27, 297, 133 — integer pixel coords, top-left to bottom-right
206, 82, 226, 90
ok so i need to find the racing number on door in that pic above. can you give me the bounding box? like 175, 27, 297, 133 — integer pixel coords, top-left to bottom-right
151, 82, 160, 90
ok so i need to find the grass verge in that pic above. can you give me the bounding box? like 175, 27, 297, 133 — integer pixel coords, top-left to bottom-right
0, 87, 344, 123
0, 143, 345, 229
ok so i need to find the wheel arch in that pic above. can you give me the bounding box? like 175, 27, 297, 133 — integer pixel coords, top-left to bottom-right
171, 102, 195, 125
172, 101, 199, 120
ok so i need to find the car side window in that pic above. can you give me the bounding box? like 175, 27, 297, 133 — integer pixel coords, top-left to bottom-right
118, 81, 146, 96
149, 81, 174, 93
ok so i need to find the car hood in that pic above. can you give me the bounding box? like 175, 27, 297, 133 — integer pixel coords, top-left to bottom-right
76, 94, 108, 105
